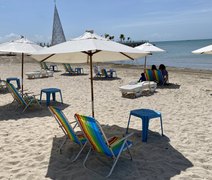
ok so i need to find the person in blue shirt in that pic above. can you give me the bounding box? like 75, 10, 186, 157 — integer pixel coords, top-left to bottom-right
138, 72, 146, 82
159, 64, 169, 84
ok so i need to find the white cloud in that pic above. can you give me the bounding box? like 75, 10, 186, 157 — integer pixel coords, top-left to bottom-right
0, 33, 20, 43
0, 33, 51, 44
30, 34, 51, 43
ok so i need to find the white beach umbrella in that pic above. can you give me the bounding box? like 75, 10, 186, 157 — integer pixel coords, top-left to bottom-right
192, 44, 212, 55
33, 30, 148, 117
135, 42, 165, 70
0, 36, 43, 94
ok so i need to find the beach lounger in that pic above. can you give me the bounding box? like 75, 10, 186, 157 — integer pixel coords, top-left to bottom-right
48, 106, 87, 162
0, 79, 7, 91
75, 114, 133, 177
5, 81, 41, 112
25, 70, 54, 79
119, 81, 157, 98
25, 71, 41, 79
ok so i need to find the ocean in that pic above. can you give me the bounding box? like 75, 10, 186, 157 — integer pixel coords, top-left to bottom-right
116, 39, 212, 70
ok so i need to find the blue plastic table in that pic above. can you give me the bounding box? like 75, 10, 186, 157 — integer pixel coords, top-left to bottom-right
126, 109, 164, 142
75, 67, 84, 74
50, 64, 58, 72
6, 77, 21, 89
40, 88, 63, 106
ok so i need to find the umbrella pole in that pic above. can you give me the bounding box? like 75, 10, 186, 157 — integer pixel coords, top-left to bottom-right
89, 54, 95, 117
144, 56, 147, 72
21, 53, 24, 96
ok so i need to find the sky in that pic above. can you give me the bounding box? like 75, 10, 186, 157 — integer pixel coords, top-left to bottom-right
0, 0, 212, 43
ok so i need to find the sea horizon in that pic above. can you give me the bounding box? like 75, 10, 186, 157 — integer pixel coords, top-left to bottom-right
116, 38, 212, 70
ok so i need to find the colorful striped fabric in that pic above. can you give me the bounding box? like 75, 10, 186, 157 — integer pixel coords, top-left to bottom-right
108, 136, 132, 156
153, 70, 164, 84
6, 82, 26, 106
145, 69, 155, 81
49, 106, 86, 145
75, 114, 132, 157
145, 69, 165, 84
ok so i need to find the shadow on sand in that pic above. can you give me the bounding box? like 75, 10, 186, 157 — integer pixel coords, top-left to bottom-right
92, 77, 121, 81
60, 73, 88, 77
0, 101, 69, 121
157, 83, 181, 89
45, 124, 193, 180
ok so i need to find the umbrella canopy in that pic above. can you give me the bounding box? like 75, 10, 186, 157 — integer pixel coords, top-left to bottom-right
135, 42, 165, 52
0, 36, 43, 94
135, 42, 165, 70
33, 31, 148, 63
192, 44, 212, 55
32, 30, 148, 117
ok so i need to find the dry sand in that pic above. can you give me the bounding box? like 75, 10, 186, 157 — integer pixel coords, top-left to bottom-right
0, 56, 212, 179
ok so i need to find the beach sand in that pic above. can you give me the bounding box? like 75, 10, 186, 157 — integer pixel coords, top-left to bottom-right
0, 56, 212, 179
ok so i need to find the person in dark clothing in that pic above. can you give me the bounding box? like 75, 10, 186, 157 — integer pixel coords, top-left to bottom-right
138, 73, 146, 82
159, 64, 169, 84
151, 64, 157, 70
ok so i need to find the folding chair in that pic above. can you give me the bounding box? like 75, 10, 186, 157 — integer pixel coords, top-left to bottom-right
75, 113, 133, 177
48, 106, 87, 162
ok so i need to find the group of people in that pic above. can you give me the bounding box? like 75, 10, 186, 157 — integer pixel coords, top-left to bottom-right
138, 64, 169, 84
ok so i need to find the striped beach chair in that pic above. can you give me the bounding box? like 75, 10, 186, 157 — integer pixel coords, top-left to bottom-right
144, 69, 155, 81
6, 81, 41, 112
153, 70, 165, 85
48, 106, 87, 162
75, 114, 133, 177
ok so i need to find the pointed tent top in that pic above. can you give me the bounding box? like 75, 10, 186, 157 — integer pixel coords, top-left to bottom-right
51, 3, 66, 46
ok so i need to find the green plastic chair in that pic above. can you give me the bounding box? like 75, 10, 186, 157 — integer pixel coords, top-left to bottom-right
40, 62, 50, 70
75, 113, 133, 177
63, 63, 77, 74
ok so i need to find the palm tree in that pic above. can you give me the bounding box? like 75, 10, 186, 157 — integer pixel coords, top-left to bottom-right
104, 33, 110, 39
109, 35, 114, 41
119, 34, 125, 42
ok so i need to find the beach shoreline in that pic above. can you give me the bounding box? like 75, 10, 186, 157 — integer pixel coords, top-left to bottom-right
0, 59, 212, 179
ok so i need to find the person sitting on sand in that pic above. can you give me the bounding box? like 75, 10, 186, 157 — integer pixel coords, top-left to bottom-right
151, 64, 157, 70
159, 64, 169, 84
138, 72, 146, 82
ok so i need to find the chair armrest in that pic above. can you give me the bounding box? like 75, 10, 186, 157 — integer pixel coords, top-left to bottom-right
110, 132, 134, 147
118, 132, 134, 143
